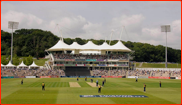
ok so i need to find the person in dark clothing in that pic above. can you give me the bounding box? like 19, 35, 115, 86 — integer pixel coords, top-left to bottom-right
77, 77, 79, 81
96, 80, 98, 86
104, 78, 106, 83
136, 77, 138, 82
159, 81, 161, 87
42, 82, 45, 91
98, 85, 101, 93
143, 83, 146, 92
91, 79, 93, 83
21, 79, 23, 85
102, 80, 104, 86
85, 77, 87, 81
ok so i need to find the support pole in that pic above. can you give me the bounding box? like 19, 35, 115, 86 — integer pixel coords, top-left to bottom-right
11, 28, 13, 63
165, 31, 167, 68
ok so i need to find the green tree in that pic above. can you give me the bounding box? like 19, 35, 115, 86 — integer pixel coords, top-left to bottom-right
12, 54, 20, 65
1, 56, 9, 65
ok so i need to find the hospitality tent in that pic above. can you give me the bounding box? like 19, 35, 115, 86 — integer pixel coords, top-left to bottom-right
17, 61, 28, 69
29, 61, 40, 69
1, 63, 6, 68
6, 61, 16, 68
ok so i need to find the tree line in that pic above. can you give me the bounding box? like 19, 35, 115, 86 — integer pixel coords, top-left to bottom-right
1, 29, 181, 63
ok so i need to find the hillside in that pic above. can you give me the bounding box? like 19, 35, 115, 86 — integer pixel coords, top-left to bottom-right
1, 29, 181, 63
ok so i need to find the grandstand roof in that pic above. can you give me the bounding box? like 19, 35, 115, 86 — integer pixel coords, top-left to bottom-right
48, 39, 72, 51
81, 41, 100, 51
47, 40, 131, 52
70, 42, 82, 49
109, 41, 131, 52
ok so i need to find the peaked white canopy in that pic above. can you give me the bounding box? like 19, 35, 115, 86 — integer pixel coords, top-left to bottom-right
70, 42, 82, 49
6, 61, 16, 67
98, 42, 111, 50
48, 39, 72, 51
1, 63, 5, 67
109, 41, 131, 52
47, 40, 131, 52
29, 61, 39, 69
81, 41, 99, 51
17, 61, 28, 68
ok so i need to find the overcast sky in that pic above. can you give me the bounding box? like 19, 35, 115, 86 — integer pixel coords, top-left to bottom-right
1, 1, 181, 49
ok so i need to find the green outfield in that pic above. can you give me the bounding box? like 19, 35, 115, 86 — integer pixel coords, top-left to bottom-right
135, 62, 181, 68
1, 78, 181, 104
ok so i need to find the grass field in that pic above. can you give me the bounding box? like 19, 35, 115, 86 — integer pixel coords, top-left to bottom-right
1, 78, 181, 104
33, 58, 48, 66
135, 63, 181, 68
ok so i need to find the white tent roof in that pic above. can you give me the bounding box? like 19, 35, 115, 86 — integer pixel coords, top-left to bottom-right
47, 40, 131, 52
17, 61, 28, 67
70, 42, 82, 49
1, 63, 5, 67
6, 61, 16, 67
81, 41, 99, 51
109, 41, 131, 52
48, 39, 72, 51
29, 61, 39, 68
98, 42, 111, 50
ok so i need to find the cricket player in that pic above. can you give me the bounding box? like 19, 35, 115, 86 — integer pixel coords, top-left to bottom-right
143, 83, 146, 92
85, 77, 87, 81
96, 80, 98, 86
21, 79, 23, 85
98, 85, 101, 93
91, 79, 93, 83
42, 82, 45, 91
102, 80, 104, 86
159, 81, 161, 87
77, 77, 79, 81
104, 78, 106, 83
136, 77, 138, 82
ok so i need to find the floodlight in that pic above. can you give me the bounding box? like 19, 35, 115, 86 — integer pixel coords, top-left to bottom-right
8, 21, 19, 63
161, 25, 170, 68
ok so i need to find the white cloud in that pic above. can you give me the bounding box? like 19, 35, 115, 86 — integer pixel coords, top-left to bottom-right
1, 8, 180, 49
1, 10, 43, 32
140, 20, 181, 49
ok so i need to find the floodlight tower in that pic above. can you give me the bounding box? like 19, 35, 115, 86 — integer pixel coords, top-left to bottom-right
8, 21, 19, 63
161, 25, 170, 68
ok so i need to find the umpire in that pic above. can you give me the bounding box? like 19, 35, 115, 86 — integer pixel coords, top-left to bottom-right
42, 82, 45, 91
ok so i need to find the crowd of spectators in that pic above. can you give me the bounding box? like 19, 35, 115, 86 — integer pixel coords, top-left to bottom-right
1, 68, 65, 77
92, 69, 127, 76
53, 53, 128, 60
1, 68, 181, 77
